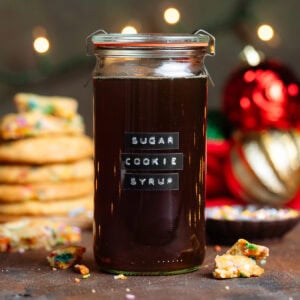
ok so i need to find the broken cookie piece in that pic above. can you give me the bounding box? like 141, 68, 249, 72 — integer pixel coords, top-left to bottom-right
47, 245, 86, 269
0, 219, 81, 253
226, 239, 269, 262
213, 239, 269, 279
213, 254, 264, 279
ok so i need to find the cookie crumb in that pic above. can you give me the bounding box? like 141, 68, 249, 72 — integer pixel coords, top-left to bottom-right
114, 274, 127, 280
74, 264, 90, 275
47, 245, 86, 269
52, 267, 57, 271
74, 278, 80, 283
225, 285, 230, 290
214, 245, 222, 252
91, 289, 96, 293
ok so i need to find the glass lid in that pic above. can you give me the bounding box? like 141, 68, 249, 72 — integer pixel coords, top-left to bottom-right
87, 29, 215, 55
92, 33, 209, 47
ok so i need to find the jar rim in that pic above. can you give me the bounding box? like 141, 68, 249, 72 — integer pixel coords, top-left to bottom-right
92, 33, 210, 48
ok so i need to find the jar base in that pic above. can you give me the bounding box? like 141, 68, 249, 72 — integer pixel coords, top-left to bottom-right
98, 265, 200, 276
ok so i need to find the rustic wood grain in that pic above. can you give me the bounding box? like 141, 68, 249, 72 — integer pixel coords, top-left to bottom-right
0, 224, 299, 300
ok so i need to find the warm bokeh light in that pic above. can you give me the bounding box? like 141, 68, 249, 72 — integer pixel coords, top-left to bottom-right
121, 26, 137, 34
242, 45, 261, 66
164, 7, 180, 24
266, 80, 284, 102
257, 24, 274, 41
33, 36, 50, 54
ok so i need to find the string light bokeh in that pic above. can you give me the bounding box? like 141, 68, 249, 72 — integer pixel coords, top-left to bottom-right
0, 0, 299, 126
257, 24, 274, 41
0, 2, 299, 215
121, 26, 138, 34
33, 37, 50, 54
163, 7, 181, 25
240, 45, 262, 66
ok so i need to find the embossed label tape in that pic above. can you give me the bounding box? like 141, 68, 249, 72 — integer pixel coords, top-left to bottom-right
124, 132, 179, 150
123, 173, 179, 190
121, 153, 183, 170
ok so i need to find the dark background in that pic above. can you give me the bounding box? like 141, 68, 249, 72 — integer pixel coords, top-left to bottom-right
0, 0, 299, 135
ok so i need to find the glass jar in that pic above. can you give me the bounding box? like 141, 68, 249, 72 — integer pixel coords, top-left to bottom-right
88, 30, 215, 275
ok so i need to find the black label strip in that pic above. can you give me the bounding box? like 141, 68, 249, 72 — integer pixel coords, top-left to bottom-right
123, 173, 179, 191
124, 132, 179, 150
121, 153, 183, 170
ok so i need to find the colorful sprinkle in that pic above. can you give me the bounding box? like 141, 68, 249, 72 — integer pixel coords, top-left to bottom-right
28, 100, 38, 110
246, 243, 257, 250
206, 205, 299, 221
43, 104, 55, 114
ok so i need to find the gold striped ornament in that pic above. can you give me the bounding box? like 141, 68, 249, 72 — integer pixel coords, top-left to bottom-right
225, 129, 300, 205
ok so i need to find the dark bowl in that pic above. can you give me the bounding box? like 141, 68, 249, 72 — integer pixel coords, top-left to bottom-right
205, 205, 300, 245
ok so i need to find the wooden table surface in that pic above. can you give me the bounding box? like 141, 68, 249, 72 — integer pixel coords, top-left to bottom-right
1, 224, 299, 300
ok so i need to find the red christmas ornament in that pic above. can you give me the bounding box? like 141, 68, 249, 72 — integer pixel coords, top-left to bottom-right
206, 139, 231, 198
223, 60, 300, 131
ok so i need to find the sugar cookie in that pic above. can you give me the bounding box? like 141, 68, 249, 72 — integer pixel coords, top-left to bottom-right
0, 194, 93, 216
0, 179, 93, 202
14, 93, 78, 118
0, 159, 93, 184
0, 112, 84, 140
0, 135, 93, 164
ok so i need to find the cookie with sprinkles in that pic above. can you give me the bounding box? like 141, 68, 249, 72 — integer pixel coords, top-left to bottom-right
0, 135, 93, 164
47, 245, 86, 269
0, 179, 93, 202
0, 159, 93, 184
226, 238, 269, 262
0, 194, 93, 216
0, 218, 81, 252
14, 93, 78, 119
213, 254, 265, 279
0, 112, 84, 140
213, 239, 269, 279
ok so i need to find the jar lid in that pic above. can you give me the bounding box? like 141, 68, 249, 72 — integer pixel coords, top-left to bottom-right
87, 29, 215, 56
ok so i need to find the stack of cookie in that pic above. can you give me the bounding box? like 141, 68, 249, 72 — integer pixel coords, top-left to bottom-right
0, 93, 94, 224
